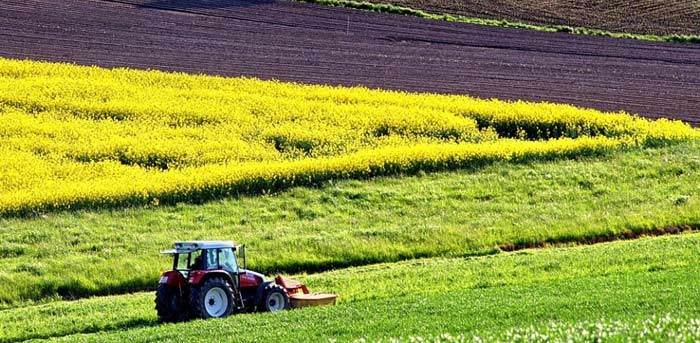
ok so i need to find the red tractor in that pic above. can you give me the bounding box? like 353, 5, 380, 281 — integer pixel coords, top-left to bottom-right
155, 241, 335, 321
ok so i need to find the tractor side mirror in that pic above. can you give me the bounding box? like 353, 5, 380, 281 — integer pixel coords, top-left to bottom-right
240, 244, 247, 270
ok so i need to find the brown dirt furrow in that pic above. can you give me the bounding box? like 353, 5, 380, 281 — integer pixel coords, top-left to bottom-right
372, 0, 700, 36
0, 0, 699, 125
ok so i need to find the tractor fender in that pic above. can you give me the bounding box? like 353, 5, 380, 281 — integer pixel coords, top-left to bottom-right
189, 270, 236, 289
160, 270, 187, 289
254, 281, 274, 306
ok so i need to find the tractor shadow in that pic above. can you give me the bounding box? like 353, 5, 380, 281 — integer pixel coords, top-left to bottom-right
136, 0, 277, 10
20, 318, 157, 343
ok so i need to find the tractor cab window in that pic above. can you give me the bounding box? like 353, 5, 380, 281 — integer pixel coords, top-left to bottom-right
182, 248, 238, 272
218, 248, 239, 274
204, 249, 218, 270
176, 253, 191, 270
190, 250, 205, 270
174, 252, 196, 278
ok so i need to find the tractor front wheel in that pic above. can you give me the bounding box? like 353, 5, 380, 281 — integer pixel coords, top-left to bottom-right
191, 277, 235, 319
261, 284, 290, 312
155, 284, 188, 322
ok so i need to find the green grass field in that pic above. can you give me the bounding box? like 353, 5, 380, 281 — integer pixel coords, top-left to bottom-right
2, 232, 699, 342
1, 140, 698, 308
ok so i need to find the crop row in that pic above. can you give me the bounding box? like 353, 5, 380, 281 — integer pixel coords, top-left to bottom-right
0, 58, 696, 216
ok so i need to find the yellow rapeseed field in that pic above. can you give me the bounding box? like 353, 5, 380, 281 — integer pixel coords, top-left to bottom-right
0, 58, 696, 216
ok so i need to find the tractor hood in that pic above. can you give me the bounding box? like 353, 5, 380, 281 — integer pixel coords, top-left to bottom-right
239, 269, 265, 288
242, 269, 265, 281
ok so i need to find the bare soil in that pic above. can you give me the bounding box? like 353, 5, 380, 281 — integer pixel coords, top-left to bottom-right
371, 0, 700, 36
1, 0, 699, 125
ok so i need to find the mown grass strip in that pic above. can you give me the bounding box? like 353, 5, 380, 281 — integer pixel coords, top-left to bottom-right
1, 141, 699, 308
2, 233, 698, 342
298, 0, 700, 43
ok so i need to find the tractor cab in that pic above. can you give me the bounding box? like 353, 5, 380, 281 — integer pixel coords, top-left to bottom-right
163, 241, 245, 282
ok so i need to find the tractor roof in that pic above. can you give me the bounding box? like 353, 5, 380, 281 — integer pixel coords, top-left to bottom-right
161, 241, 235, 254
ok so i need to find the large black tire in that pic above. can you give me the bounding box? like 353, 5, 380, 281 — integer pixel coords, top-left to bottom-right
190, 277, 235, 319
261, 284, 290, 312
155, 284, 188, 322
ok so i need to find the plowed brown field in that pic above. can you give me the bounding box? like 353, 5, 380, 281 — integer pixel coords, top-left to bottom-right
369, 0, 700, 36
1, 0, 699, 124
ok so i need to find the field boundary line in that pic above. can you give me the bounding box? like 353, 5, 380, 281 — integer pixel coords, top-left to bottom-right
498, 223, 700, 252
296, 0, 700, 44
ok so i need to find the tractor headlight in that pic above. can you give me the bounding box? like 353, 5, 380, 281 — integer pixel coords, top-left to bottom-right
159, 276, 169, 284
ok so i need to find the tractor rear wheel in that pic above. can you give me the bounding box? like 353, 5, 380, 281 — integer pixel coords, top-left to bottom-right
261, 284, 290, 312
155, 284, 188, 322
191, 277, 235, 319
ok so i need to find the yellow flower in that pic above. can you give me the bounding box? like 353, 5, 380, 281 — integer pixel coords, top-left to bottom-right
0, 57, 695, 216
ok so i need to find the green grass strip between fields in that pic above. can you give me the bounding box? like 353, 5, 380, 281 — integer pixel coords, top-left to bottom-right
298, 0, 700, 43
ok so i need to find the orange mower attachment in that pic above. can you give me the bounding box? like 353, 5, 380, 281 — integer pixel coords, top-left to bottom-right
275, 275, 338, 309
